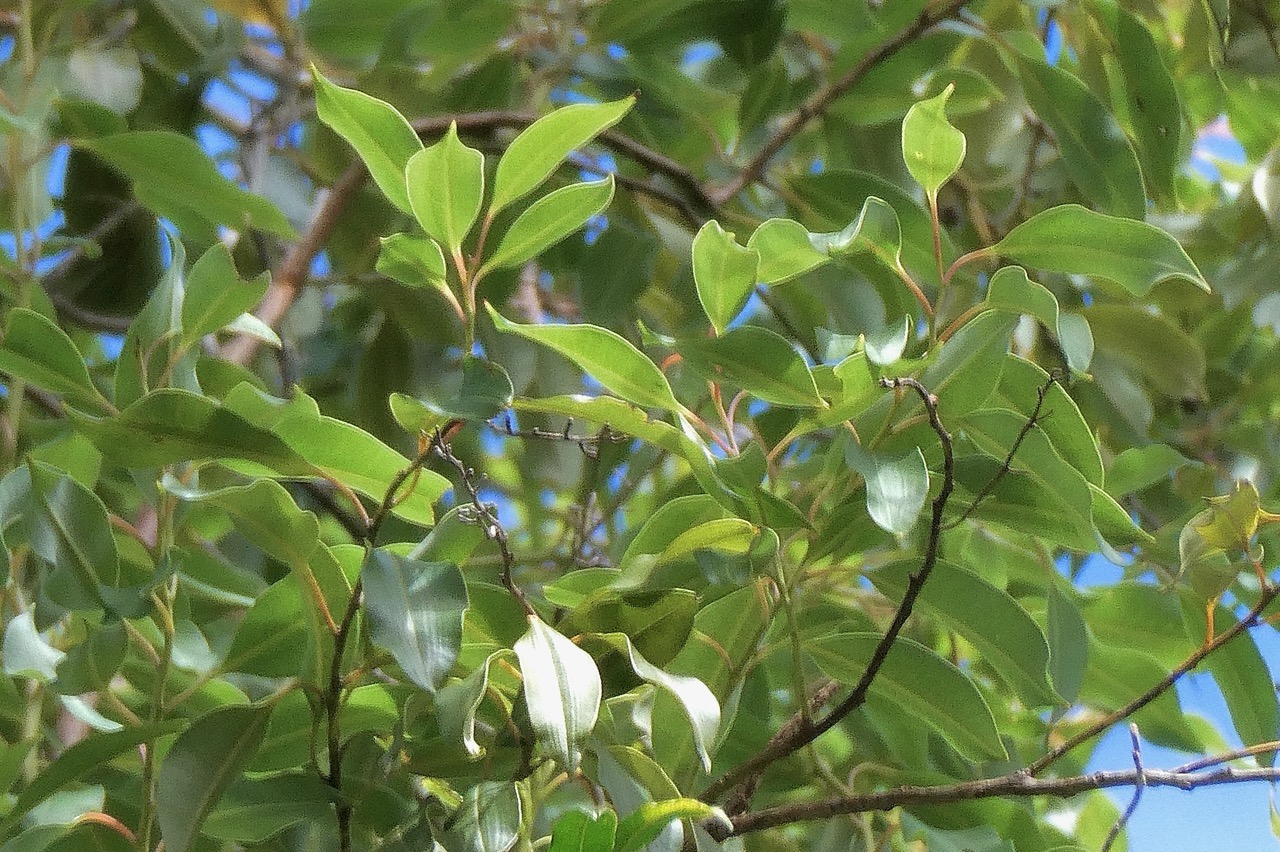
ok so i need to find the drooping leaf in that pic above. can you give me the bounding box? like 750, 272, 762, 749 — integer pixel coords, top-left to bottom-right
156, 704, 273, 852
311, 67, 422, 213
844, 441, 929, 536
25, 460, 122, 604
482, 176, 615, 273
1047, 583, 1089, 706
407, 123, 486, 257
76, 131, 294, 238
487, 305, 681, 412
809, 195, 904, 272
437, 650, 511, 758
362, 550, 467, 693
0, 309, 112, 413
489, 97, 635, 215
443, 781, 522, 852
514, 615, 601, 773
692, 220, 760, 334
994, 205, 1209, 296
901, 82, 966, 200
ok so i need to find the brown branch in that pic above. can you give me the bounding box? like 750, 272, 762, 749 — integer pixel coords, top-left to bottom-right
721, 762, 1280, 837
1025, 581, 1280, 776
707, 0, 969, 205
944, 373, 1056, 529
705, 377, 954, 813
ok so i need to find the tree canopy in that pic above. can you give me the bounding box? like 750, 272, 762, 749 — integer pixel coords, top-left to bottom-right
3, 1, 1280, 850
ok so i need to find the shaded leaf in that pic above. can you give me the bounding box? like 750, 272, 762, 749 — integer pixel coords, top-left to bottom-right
0, 309, 111, 414
444, 781, 521, 852
362, 550, 467, 693
678, 325, 823, 407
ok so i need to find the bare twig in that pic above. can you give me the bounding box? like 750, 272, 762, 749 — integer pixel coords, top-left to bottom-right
1101, 724, 1144, 852
706, 377, 954, 813
1026, 582, 1280, 776
707, 0, 969, 205
489, 414, 628, 459
721, 761, 1280, 837
944, 373, 1056, 529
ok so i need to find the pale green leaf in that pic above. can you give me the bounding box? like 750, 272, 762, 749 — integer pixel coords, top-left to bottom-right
407, 122, 486, 256
692, 220, 760, 334
482, 176, 614, 273
514, 615, 601, 773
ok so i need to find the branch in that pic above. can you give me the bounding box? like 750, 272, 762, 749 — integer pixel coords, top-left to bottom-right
1101, 724, 1144, 852
1025, 581, 1280, 776
707, 0, 969, 205
944, 372, 1056, 530
722, 761, 1280, 837
705, 377, 954, 812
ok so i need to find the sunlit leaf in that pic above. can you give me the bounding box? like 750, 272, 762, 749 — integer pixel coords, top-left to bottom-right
902, 82, 966, 199
514, 615, 601, 773
692, 220, 760, 334
407, 123, 486, 257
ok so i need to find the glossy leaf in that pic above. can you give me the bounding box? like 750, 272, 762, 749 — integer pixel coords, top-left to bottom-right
487, 305, 680, 412
407, 123, 486, 256
902, 83, 965, 199
181, 243, 269, 347
203, 773, 336, 843
845, 441, 929, 536
806, 633, 1007, 761
157, 704, 273, 852
482, 176, 615, 273
311, 67, 422, 213
678, 324, 823, 407
362, 550, 467, 693
614, 799, 729, 852
548, 810, 618, 852
514, 615, 601, 773
692, 220, 760, 334
809, 195, 904, 271
747, 217, 829, 285
438, 650, 510, 758
3, 613, 65, 682
25, 461, 122, 604
0, 309, 111, 413
444, 781, 521, 852
489, 97, 635, 215
994, 205, 1209, 297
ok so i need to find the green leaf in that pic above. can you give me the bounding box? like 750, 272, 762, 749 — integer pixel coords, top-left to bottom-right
994, 204, 1208, 296
1106, 444, 1189, 498
438, 650, 510, 758
548, 809, 618, 852
114, 230, 189, 409
362, 550, 467, 693
69, 390, 310, 473
76, 132, 294, 238
902, 83, 966, 200
678, 325, 823, 408
203, 773, 336, 843
156, 704, 273, 852
311, 67, 422, 213
0, 309, 111, 414
1014, 54, 1146, 218
514, 614, 601, 773
25, 461, 123, 603
1047, 583, 1089, 706
615, 799, 729, 852
1085, 304, 1206, 399
872, 561, 1059, 707
806, 633, 1007, 761
809, 196, 904, 272
747, 218, 829, 285
864, 315, 910, 367
181, 243, 269, 347
378, 233, 447, 286
390, 357, 514, 435
489, 97, 635, 215
407, 123, 486, 257
3, 613, 65, 682
482, 176, 615, 273
654, 518, 758, 567
222, 577, 317, 678
921, 310, 1017, 419
444, 781, 521, 852
985, 266, 1058, 336
487, 305, 680, 412
0, 721, 185, 833
845, 441, 929, 536
692, 220, 760, 334
594, 633, 721, 772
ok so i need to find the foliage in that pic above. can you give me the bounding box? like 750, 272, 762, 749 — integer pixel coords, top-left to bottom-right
3, 1, 1280, 851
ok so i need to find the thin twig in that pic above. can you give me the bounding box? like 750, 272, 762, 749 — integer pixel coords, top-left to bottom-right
1026, 582, 1280, 776
1101, 724, 1144, 852
719, 762, 1280, 837
944, 373, 1056, 529
706, 377, 954, 813
707, 0, 969, 204
1173, 740, 1280, 774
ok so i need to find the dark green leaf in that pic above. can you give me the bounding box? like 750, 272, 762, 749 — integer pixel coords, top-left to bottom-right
0, 309, 112, 414
678, 325, 823, 407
